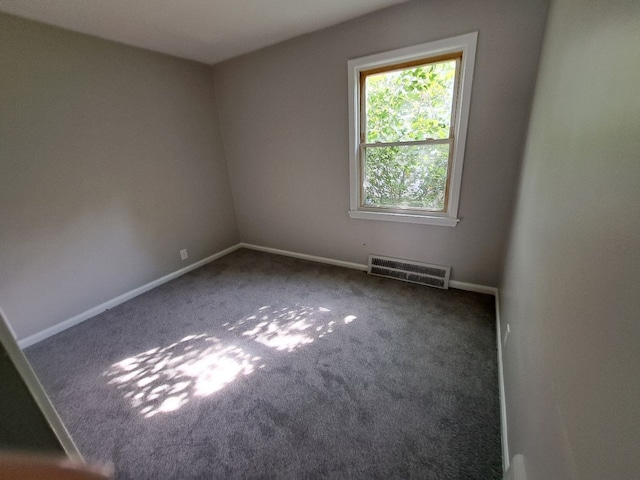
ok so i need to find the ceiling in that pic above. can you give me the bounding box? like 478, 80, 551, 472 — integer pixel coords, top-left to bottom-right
0, 0, 408, 64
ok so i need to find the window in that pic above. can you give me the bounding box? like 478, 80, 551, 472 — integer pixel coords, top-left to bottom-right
348, 33, 477, 226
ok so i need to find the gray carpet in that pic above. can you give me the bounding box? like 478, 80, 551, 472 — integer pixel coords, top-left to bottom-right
26, 249, 501, 479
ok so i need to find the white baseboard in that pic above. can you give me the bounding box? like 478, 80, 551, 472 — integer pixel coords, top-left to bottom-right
450, 281, 508, 473
1, 306, 81, 457
495, 290, 510, 473
19, 241, 500, 344
449, 280, 497, 296
240, 243, 369, 271
18, 244, 242, 349
241, 243, 499, 295
15, 240, 508, 469
241, 243, 507, 470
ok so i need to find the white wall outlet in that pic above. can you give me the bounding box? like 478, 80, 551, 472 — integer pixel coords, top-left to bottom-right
503, 323, 511, 348
180, 249, 188, 260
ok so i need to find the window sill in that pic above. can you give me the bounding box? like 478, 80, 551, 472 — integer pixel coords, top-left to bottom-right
348, 210, 460, 227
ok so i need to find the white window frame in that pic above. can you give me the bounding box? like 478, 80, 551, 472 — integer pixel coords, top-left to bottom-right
348, 32, 478, 227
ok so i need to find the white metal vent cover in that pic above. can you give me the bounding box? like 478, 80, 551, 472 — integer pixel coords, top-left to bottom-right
368, 254, 451, 289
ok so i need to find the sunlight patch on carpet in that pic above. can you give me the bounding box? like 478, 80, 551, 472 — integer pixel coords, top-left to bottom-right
225, 305, 356, 353
104, 334, 262, 418
105, 305, 357, 418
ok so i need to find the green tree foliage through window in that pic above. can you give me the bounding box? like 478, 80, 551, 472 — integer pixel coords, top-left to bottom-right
362, 58, 457, 211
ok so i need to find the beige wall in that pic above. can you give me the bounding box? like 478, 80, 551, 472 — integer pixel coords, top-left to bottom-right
0, 13, 239, 340
499, 0, 640, 478
212, 0, 549, 287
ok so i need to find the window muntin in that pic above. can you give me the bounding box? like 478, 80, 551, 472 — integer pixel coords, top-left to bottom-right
360, 55, 461, 212
348, 33, 477, 227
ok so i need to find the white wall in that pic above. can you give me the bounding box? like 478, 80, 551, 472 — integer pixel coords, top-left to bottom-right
499, 0, 640, 478
212, 0, 549, 287
0, 13, 239, 340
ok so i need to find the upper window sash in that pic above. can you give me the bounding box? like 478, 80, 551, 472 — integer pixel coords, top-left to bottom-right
359, 54, 461, 145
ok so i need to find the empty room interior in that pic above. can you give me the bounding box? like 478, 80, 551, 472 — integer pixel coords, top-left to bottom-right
1, 0, 638, 479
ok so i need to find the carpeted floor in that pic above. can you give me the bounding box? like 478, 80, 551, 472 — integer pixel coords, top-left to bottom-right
26, 249, 501, 479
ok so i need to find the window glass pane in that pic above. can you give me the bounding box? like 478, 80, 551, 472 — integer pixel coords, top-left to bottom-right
363, 144, 450, 211
365, 60, 456, 143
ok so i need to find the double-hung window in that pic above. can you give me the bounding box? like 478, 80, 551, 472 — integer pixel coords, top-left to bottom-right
348, 33, 477, 226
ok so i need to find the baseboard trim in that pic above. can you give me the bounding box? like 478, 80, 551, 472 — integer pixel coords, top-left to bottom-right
239, 243, 369, 271
495, 290, 510, 473
18, 241, 500, 344
18, 244, 242, 349
240, 244, 499, 296
1, 306, 81, 458
449, 280, 497, 296
15, 240, 508, 467
239, 243, 507, 467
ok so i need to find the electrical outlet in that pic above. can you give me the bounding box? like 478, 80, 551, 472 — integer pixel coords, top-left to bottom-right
180, 249, 188, 260
503, 323, 510, 348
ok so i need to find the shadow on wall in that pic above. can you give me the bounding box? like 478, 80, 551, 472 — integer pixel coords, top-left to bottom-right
105, 304, 357, 418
